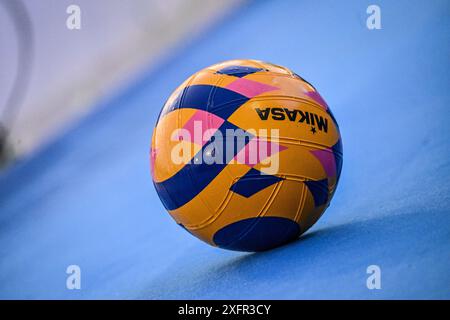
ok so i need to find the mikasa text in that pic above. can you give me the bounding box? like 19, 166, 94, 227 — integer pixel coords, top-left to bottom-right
171, 120, 281, 174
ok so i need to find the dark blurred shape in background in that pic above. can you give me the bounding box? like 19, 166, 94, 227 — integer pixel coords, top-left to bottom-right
0, 0, 241, 168
0, 0, 33, 167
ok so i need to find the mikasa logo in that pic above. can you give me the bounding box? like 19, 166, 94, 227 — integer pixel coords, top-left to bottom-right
255, 107, 328, 133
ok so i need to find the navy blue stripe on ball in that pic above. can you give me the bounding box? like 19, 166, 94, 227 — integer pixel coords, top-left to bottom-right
159, 85, 249, 120
213, 216, 301, 252
304, 178, 329, 207
210, 86, 250, 119
153, 120, 253, 211
332, 139, 343, 180
216, 65, 263, 78
230, 168, 283, 198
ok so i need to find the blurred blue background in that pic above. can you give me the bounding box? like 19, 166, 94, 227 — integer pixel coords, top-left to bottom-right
0, 0, 449, 299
